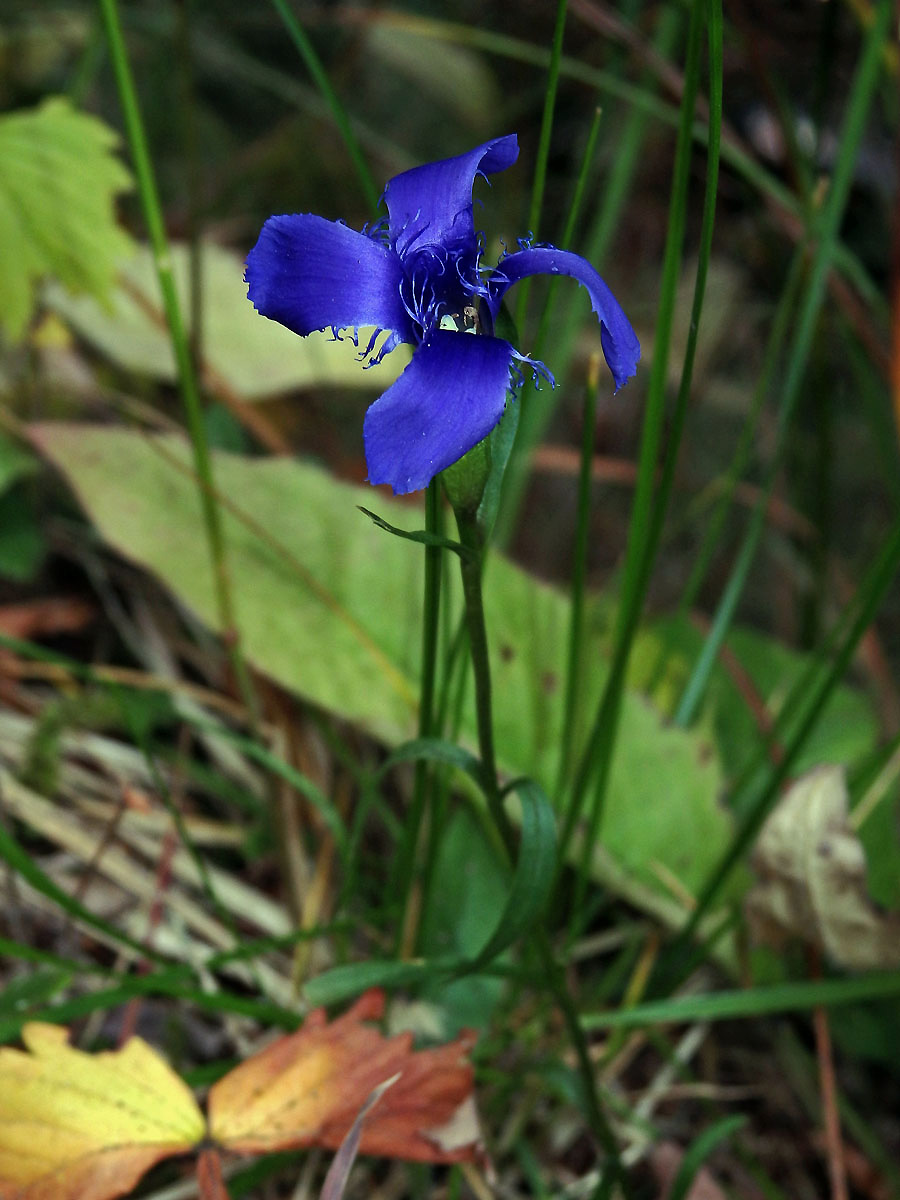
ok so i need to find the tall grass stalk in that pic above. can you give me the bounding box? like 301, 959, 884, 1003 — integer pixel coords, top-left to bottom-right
558, 0, 720, 912
679, 507, 900, 947
97, 0, 254, 712
673, 0, 892, 727
498, 5, 684, 543
513, 0, 569, 334
269, 0, 379, 211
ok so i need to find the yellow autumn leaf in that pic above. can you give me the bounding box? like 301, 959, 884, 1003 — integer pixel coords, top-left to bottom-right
0, 1022, 205, 1200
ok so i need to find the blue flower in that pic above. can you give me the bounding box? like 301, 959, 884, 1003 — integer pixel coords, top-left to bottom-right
245, 134, 640, 495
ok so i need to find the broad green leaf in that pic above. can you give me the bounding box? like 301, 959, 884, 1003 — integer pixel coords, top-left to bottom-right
630, 617, 879, 779
31, 424, 732, 910
47, 241, 410, 400
0, 97, 134, 340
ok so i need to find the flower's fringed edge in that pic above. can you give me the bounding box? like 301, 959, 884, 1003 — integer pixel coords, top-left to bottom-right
362, 215, 391, 246
326, 324, 401, 369
510, 348, 555, 391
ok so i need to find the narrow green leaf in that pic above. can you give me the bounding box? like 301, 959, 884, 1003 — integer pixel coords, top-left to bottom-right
358, 508, 470, 558
191, 720, 349, 858
463, 778, 557, 970
302, 961, 435, 1007
268, 0, 378, 211
0, 967, 72, 1018
478, 398, 520, 538
584, 971, 900, 1030
380, 737, 484, 788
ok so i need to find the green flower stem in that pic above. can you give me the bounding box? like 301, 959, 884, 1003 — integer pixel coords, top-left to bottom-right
396, 481, 443, 955
450, 497, 626, 1184
98, 0, 254, 714
452, 505, 512, 844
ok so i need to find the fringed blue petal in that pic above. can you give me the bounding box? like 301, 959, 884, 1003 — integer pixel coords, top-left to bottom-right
384, 135, 519, 260
487, 246, 641, 390
245, 213, 414, 347
364, 330, 515, 494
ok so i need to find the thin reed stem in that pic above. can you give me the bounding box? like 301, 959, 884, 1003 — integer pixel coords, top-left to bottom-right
555, 355, 601, 801
557, 0, 710, 891
269, 0, 378, 212
97, 0, 255, 715
514, 0, 569, 334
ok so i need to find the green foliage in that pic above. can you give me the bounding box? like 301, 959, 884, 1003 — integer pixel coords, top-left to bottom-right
0, 97, 134, 341
31, 424, 732, 910
0, 488, 44, 582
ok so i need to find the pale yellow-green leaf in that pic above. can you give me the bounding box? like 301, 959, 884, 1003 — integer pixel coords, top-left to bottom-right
0, 97, 134, 341
47, 241, 410, 399
31, 423, 733, 908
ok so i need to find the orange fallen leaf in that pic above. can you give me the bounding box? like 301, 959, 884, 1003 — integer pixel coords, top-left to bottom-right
0, 990, 480, 1200
209, 989, 479, 1162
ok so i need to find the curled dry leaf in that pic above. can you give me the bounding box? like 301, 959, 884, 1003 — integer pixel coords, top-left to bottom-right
746, 765, 900, 971
0, 990, 481, 1200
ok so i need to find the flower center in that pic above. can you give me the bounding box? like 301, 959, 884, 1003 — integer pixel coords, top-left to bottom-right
398, 240, 487, 343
